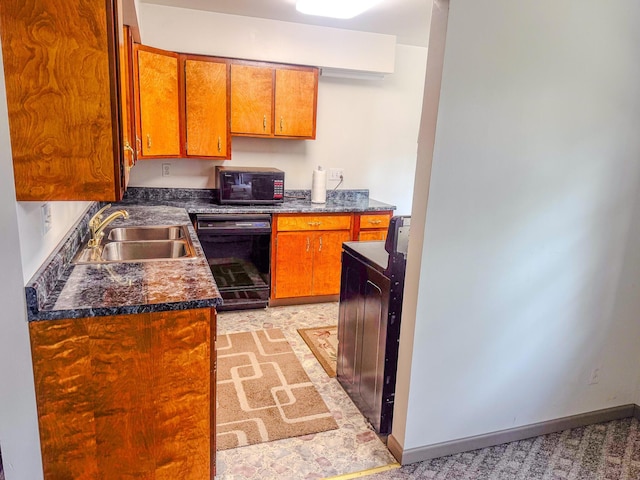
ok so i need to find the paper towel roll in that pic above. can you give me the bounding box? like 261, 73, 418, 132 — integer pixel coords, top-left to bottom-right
311, 166, 327, 204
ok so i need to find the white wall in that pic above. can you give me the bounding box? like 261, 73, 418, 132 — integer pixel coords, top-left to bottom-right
0, 44, 44, 480
138, 3, 396, 74
129, 6, 427, 215
396, 0, 640, 451
17, 201, 91, 282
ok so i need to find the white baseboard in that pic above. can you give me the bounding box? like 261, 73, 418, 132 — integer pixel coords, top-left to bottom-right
387, 404, 637, 465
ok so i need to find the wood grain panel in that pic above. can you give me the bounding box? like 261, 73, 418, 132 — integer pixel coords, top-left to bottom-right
359, 230, 388, 241
153, 308, 211, 480
29, 309, 214, 479
230, 64, 273, 135
29, 319, 99, 479
0, 0, 122, 201
185, 58, 229, 158
312, 230, 351, 295
274, 232, 314, 298
137, 47, 181, 157
89, 313, 155, 479
275, 68, 318, 138
276, 214, 352, 232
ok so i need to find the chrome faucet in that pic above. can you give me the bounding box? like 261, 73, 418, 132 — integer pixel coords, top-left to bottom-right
88, 204, 129, 248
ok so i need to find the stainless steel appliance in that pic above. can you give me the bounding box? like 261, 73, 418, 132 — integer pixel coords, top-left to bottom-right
195, 214, 272, 310
215, 166, 285, 205
337, 216, 410, 435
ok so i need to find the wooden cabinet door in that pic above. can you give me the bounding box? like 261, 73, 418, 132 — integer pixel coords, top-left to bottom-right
231, 64, 274, 136
185, 58, 230, 158
119, 25, 135, 189
0, 0, 126, 201
274, 232, 314, 298
312, 230, 351, 295
275, 68, 318, 138
136, 47, 181, 157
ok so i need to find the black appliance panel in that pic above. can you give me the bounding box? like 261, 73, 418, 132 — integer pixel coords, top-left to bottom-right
196, 214, 272, 311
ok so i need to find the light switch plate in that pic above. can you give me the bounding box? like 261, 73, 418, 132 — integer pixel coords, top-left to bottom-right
41, 203, 52, 236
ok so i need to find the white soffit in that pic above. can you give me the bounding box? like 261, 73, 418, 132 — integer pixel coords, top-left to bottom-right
139, 3, 397, 74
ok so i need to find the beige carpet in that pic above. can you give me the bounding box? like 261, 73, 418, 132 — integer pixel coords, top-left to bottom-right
297, 325, 338, 377
216, 329, 338, 450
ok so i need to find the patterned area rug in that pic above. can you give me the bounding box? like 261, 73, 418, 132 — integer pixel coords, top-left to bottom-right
365, 417, 640, 480
297, 325, 338, 377
216, 329, 338, 450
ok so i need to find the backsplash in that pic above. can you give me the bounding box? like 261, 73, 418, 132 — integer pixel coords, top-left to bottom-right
123, 187, 370, 203
24, 203, 101, 319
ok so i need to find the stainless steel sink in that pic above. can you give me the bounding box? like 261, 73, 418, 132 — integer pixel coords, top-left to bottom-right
73, 225, 196, 264
106, 225, 187, 241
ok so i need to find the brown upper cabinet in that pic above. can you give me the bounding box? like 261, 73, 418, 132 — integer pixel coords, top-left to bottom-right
134, 45, 181, 158
134, 46, 231, 160
231, 62, 318, 139
0, 0, 133, 201
183, 56, 231, 159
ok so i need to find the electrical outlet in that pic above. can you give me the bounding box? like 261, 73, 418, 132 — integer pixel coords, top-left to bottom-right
329, 168, 344, 181
41, 202, 52, 236
589, 368, 600, 385
162, 163, 171, 177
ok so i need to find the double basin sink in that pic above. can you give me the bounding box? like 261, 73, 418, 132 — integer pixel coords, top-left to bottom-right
74, 225, 195, 264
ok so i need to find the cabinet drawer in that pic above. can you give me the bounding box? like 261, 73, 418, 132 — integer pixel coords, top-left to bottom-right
276, 214, 352, 232
359, 214, 391, 230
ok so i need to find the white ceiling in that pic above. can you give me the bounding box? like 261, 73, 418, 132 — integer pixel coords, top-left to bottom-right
140, 0, 431, 47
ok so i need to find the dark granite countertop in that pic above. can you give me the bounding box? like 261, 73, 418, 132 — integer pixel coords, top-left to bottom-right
25, 188, 395, 322
118, 187, 396, 214
26, 205, 222, 322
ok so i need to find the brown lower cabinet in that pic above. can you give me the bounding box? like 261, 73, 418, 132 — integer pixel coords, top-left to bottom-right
272, 214, 352, 299
271, 212, 394, 301
354, 212, 393, 241
29, 307, 216, 479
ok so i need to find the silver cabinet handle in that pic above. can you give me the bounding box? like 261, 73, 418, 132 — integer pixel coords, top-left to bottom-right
306, 237, 310, 252
147, 134, 152, 149
319, 236, 322, 252
218, 136, 221, 153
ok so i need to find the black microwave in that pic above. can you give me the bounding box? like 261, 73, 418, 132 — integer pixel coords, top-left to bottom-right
215, 166, 285, 205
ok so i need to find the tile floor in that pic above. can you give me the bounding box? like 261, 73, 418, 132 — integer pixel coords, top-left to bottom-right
215, 302, 397, 480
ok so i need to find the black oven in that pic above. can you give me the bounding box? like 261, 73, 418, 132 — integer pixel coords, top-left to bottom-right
195, 214, 272, 311
216, 166, 284, 205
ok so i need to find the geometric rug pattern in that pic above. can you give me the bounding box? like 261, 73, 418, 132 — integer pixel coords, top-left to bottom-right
366, 417, 640, 480
216, 329, 338, 450
297, 325, 338, 377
